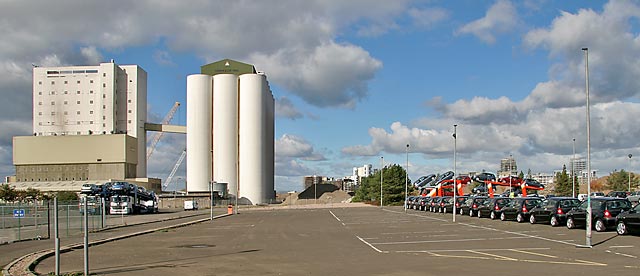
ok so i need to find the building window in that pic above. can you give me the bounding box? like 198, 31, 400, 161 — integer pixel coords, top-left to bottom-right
64, 111, 68, 115
77, 101, 80, 104
77, 80, 81, 84
77, 111, 80, 115
103, 94, 106, 98
89, 111, 93, 114
64, 81, 68, 84
50, 91, 55, 95
77, 91, 80, 94
103, 116, 106, 120
128, 99, 132, 103
51, 112, 55, 115
38, 81, 42, 85
90, 80, 94, 84
128, 120, 131, 123
64, 101, 68, 105
103, 123, 106, 127
50, 101, 55, 105
128, 110, 132, 113
103, 73, 106, 77
38, 102, 42, 105
64, 91, 68, 94
103, 105, 106, 109
38, 91, 42, 95
103, 83, 106, 88
89, 100, 94, 104
51, 81, 55, 85
77, 131, 81, 135
38, 112, 42, 115
77, 122, 80, 125
90, 121, 93, 124
38, 122, 42, 126
90, 90, 94, 94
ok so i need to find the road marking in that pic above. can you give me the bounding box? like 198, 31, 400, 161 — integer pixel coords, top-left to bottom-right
469, 250, 517, 261
356, 235, 387, 253
329, 210, 345, 226
509, 249, 557, 259
605, 250, 638, 259
370, 236, 528, 245
398, 247, 550, 253
609, 245, 634, 248
458, 222, 582, 247
380, 230, 446, 235
384, 209, 448, 222
398, 248, 607, 266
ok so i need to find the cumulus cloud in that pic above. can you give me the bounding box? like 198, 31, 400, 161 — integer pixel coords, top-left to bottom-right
153, 50, 174, 66
276, 134, 326, 161
408, 7, 450, 28
275, 97, 303, 120
456, 0, 519, 44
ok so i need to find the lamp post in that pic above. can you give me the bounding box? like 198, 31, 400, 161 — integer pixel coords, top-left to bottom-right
572, 138, 576, 198
380, 156, 384, 208
582, 47, 593, 248
453, 124, 457, 222
629, 154, 632, 193
405, 144, 409, 213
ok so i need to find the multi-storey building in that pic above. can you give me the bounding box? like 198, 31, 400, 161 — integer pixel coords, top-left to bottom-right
497, 156, 517, 178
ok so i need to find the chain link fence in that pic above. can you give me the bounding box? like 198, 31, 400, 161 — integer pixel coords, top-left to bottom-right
0, 200, 104, 244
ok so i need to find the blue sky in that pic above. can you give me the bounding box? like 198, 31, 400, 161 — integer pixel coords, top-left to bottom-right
4, 0, 640, 192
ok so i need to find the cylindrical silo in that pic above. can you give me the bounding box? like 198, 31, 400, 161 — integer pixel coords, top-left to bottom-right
265, 91, 275, 202
212, 74, 239, 197
239, 74, 266, 204
186, 74, 212, 192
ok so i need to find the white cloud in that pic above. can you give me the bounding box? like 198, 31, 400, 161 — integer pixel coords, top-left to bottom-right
408, 7, 450, 28
455, 0, 519, 44
276, 134, 326, 161
275, 97, 303, 120
152, 50, 174, 66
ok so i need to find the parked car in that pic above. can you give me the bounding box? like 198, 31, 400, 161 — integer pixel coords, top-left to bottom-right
607, 191, 629, 198
616, 203, 640, 235
566, 197, 633, 232
590, 192, 605, 197
453, 196, 469, 214
438, 196, 453, 213
455, 176, 472, 184
472, 184, 489, 194
529, 197, 581, 226
474, 172, 497, 183
405, 196, 417, 209
429, 197, 443, 212
477, 197, 512, 219
499, 197, 543, 222
578, 194, 588, 201
414, 174, 436, 188
499, 176, 522, 185
628, 191, 640, 204
465, 196, 489, 217
418, 196, 432, 211
411, 196, 422, 209
523, 178, 545, 188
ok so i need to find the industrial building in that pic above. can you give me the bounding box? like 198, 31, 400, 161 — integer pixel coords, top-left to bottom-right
11, 61, 158, 192
10, 59, 275, 205
187, 59, 275, 205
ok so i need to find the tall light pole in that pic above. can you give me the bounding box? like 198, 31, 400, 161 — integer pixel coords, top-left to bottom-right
380, 156, 384, 208
509, 154, 513, 196
582, 47, 593, 248
628, 154, 632, 193
453, 124, 457, 222
405, 144, 409, 213
572, 138, 576, 198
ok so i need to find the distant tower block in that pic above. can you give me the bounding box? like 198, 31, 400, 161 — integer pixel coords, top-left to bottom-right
186, 74, 212, 192
212, 74, 239, 197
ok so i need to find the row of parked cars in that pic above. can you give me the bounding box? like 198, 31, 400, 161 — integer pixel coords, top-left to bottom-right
406, 194, 640, 235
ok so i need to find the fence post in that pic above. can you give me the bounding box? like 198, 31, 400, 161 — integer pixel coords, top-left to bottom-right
47, 200, 51, 239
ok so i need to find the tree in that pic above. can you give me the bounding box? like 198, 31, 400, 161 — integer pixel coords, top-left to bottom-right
554, 165, 571, 196
353, 164, 411, 205
56, 191, 79, 202
527, 169, 532, 179
607, 169, 631, 191
0, 184, 17, 202
518, 171, 525, 179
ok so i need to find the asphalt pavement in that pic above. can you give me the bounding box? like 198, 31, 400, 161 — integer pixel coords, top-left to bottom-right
26, 205, 640, 275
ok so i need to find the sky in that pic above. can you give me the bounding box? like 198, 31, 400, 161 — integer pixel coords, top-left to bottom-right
3, 0, 640, 193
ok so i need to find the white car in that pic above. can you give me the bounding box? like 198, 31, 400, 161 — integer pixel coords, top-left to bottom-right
577, 194, 588, 201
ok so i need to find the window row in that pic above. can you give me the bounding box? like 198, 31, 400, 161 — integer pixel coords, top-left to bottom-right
38, 90, 97, 95
38, 79, 95, 85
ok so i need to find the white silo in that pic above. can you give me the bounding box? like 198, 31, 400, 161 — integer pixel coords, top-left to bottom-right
264, 88, 275, 202
239, 74, 267, 204
212, 74, 239, 197
186, 74, 212, 192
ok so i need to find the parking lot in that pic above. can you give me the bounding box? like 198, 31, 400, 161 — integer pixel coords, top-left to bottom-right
33, 205, 639, 275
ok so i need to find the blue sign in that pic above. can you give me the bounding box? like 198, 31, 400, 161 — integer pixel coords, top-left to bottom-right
13, 209, 25, 218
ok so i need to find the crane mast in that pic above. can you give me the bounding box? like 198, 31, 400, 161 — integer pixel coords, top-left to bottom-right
164, 149, 186, 191
147, 101, 180, 160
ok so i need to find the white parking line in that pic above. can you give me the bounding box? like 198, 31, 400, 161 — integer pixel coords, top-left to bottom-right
370, 236, 528, 245
356, 235, 388, 253
329, 210, 345, 226
398, 247, 551, 253
605, 250, 638, 259
458, 222, 582, 247
609, 245, 634, 248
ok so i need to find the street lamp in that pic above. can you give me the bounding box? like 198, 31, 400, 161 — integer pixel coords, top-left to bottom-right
453, 124, 457, 222
509, 154, 513, 195
380, 156, 384, 208
572, 138, 576, 198
582, 47, 593, 248
404, 144, 409, 213
629, 154, 632, 193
